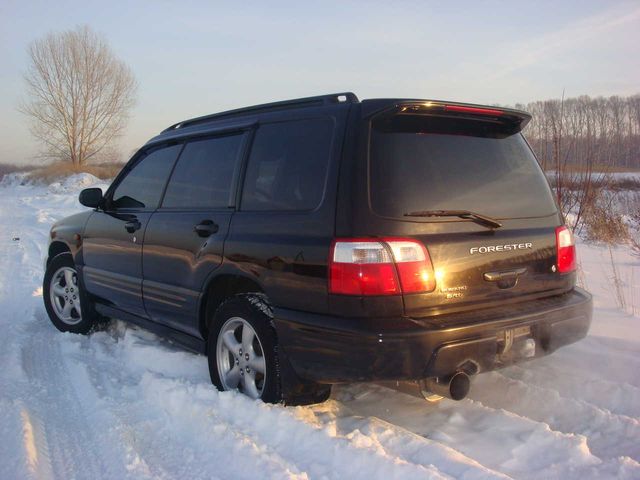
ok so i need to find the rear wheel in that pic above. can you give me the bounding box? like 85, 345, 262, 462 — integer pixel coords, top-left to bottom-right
208, 295, 281, 403
216, 316, 269, 399
43, 253, 99, 334
208, 294, 332, 405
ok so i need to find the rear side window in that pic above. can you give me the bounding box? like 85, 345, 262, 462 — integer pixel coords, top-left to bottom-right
163, 134, 244, 209
111, 144, 181, 210
369, 114, 557, 219
241, 118, 334, 211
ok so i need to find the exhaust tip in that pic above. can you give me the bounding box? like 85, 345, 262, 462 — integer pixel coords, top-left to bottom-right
449, 372, 471, 400
423, 371, 471, 401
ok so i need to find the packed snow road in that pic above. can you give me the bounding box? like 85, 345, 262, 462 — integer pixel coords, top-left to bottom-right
1, 174, 639, 480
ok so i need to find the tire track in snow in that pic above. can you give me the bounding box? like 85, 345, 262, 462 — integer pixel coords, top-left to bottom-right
301, 400, 512, 480
20, 320, 127, 480
79, 352, 309, 479
72, 324, 459, 480
499, 361, 640, 419
70, 322, 512, 480
542, 337, 640, 388
65, 323, 309, 479
335, 384, 640, 480
142, 378, 452, 480
471, 371, 640, 461
0, 194, 77, 479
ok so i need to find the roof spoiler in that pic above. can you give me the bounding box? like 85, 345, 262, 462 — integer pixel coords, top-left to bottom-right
372, 100, 531, 132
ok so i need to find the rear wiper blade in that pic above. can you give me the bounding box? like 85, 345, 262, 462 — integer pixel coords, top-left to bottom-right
403, 209, 503, 229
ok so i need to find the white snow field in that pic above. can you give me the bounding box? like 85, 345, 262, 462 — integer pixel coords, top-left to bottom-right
1, 173, 639, 480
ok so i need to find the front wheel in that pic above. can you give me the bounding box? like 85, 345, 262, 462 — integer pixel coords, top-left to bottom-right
43, 253, 99, 334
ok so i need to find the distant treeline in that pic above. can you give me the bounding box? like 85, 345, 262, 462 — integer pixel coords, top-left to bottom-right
513, 94, 640, 170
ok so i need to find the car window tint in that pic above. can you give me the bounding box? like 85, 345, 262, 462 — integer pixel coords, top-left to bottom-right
111, 145, 181, 210
369, 114, 557, 219
163, 134, 244, 209
241, 118, 333, 211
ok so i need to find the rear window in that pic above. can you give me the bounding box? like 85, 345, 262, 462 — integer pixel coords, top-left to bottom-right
369, 114, 557, 219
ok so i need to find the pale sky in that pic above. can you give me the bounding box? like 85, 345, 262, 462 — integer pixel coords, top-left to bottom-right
1, 0, 639, 164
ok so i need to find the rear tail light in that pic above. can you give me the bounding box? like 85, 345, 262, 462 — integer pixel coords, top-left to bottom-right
385, 239, 436, 293
329, 238, 436, 296
555, 226, 576, 273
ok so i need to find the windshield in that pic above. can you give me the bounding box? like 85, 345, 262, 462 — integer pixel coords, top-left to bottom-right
369, 114, 557, 219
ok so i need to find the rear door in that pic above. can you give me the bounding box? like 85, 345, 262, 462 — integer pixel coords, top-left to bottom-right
364, 105, 571, 316
142, 131, 248, 335
224, 113, 345, 315
82, 144, 181, 317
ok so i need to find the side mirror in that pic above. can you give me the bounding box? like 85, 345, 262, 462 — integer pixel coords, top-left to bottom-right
79, 188, 103, 208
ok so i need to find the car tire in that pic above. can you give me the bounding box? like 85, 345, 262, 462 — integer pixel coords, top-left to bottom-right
208, 294, 282, 403
43, 253, 100, 335
208, 294, 332, 405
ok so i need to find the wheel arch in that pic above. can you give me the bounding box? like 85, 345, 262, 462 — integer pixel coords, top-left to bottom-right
47, 241, 72, 266
198, 268, 266, 342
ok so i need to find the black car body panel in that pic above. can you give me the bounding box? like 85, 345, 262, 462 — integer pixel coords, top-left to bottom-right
48, 211, 93, 264
82, 210, 153, 318
274, 288, 591, 383
46, 93, 593, 396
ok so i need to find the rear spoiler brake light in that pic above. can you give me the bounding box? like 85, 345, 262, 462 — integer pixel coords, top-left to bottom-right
443, 105, 504, 116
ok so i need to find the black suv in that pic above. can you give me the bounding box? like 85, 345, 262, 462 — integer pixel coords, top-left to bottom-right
43, 93, 592, 405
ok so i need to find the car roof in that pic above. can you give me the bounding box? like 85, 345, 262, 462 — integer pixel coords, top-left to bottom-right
144, 92, 531, 148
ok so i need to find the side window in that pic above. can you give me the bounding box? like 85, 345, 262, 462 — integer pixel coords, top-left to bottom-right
241, 117, 334, 211
163, 133, 244, 209
111, 145, 181, 210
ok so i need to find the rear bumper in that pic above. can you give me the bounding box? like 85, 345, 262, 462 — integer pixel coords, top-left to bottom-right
273, 287, 592, 383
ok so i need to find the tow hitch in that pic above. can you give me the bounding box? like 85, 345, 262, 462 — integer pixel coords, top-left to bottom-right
498, 325, 536, 363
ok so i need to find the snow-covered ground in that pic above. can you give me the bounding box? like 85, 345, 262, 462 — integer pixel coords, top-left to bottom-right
1, 174, 639, 480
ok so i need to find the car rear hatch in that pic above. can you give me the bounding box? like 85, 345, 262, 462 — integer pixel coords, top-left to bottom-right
349, 101, 575, 318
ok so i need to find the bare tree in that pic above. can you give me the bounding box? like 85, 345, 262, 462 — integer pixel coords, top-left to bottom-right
523, 93, 640, 171
21, 25, 136, 168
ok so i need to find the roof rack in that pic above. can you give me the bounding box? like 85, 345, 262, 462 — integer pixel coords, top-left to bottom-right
161, 92, 358, 133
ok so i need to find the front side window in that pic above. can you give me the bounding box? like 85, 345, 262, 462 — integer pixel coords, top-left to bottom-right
163, 133, 245, 209
241, 118, 334, 211
111, 144, 181, 210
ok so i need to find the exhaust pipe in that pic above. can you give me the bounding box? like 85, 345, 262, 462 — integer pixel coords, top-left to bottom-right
423, 372, 471, 401
376, 371, 471, 402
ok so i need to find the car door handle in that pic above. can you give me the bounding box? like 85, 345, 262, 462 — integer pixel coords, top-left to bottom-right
194, 220, 219, 237
124, 220, 141, 233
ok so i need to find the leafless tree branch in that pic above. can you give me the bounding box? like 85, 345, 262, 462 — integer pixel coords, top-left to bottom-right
519, 93, 640, 232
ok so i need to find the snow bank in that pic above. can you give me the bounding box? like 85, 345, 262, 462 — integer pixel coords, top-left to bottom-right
0, 171, 32, 187
48, 172, 105, 194
1, 171, 109, 192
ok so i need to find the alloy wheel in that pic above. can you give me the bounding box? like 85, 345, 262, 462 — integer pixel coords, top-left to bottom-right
216, 317, 267, 399
49, 266, 82, 325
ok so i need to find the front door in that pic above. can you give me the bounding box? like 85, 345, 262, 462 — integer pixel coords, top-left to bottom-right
142, 132, 247, 335
82, 144, 182, 317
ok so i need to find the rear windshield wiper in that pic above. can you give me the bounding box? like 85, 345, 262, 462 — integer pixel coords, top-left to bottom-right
403, 209, 503, 229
